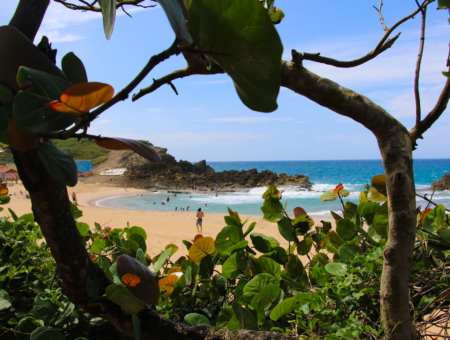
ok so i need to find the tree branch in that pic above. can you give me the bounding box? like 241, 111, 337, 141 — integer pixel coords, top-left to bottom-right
416, 193, 450, 212
414, 5, 427, 129
53, 0, 155, 12
9, 0, 50, 42
132, 64, 224, 101
292, 33, 400, 68
373, 0, 389, 32
292, 0, 433, 68
56, 38, 185, 140
410, 47, 450, 141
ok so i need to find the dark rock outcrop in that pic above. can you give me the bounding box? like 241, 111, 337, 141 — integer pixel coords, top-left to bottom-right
92, 147, 312, 190
431, 173, 450, 190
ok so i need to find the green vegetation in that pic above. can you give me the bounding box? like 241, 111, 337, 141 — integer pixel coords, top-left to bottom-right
0, 176, 449, 339
52, 139, 109, 161
92, 157, 106, 166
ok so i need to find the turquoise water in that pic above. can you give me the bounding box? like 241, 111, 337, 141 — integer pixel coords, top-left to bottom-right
95, 159, 450, 219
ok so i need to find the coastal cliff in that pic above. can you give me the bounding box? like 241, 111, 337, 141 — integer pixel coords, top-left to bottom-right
431, 173, 450, 190
81, 148, 313, 190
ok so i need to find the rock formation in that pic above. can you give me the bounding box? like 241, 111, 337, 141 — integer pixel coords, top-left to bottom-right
431, 173, 450, 190
88, 147, 313, 190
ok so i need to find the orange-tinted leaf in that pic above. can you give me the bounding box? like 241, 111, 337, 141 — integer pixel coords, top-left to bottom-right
317, 240, 325, 250
122, 273, 141, 287
193, 234, 203, 242
167, 266, 182, 275
159, 274, 178, 297
44, 82, 114, 116
293, 207, 307, 218
333, 183, 344, 194
420, 208, 433, 223
165, 243, 179, 255
189, 236, 215, 262
95, 137, 161, 162
6, 117, 40, 152
0, 182, 8, 196
371, 174, 387, 196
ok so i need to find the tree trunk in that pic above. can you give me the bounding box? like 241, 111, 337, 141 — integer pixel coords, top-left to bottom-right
280, 60, 417, 339
378, 132, 417, 339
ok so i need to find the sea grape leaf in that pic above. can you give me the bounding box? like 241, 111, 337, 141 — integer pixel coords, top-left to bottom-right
216, 225, 244, 254
37, 143, 78, 187
217, 306, 242, 330
336, 218, 358, 241
105, 285, 145, 314
44, 82, 114, 115
257, 256, 281, 277
98, 0, 116, 40
14, 67, 76, 133
261, 196, 283, 222
189, 236, 215, 262
361, 202, 380, 226
222, 251, 247, 279
95, 137, 161, 162
159, 275, 179, 297
189, 0, 283, 112
61, 52, 88, 85
297, 237, 313, 255
373, 202, 389, 239
0, 289, 12, 310
250, 284, 281, 309
277, 217, 296, 242
325, 262, 347, 276
185, 313, 211, 326
33, 293, 58, 323
0, 103, 13, 144
232, 301, 258, 330
6, 117, 40, 152
270, 297, 297, 321
127, 226, 147, 241
338, 244, 362, 263
0, 84, 13, 104
243, 273, 280, 305
157, 0, 192, 42
0, 26, 67, 91
319, 189, 350, 202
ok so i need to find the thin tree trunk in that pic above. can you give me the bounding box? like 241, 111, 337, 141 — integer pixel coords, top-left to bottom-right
280, 60, 418, 339
378, 132, 417, 339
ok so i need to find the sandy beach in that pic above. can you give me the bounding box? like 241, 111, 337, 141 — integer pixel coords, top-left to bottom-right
1, 182, 327, 262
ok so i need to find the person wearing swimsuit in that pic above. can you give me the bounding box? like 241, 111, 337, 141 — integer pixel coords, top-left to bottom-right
196, 208, 204, 233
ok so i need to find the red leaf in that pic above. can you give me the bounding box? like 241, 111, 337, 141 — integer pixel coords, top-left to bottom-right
333, 183, 344, 194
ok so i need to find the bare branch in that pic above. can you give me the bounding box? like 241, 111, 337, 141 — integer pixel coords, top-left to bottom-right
132, 64, 224, 101
416, 193, 450, 212
53, 0, 155, 12
292, 33, 400, 68
56, 38, 185, 140
414, 5, 427, 128
295, 0, 433, 68
373, 0, 389, 31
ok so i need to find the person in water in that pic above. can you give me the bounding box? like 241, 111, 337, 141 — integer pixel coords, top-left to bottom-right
196, 208, 204, 233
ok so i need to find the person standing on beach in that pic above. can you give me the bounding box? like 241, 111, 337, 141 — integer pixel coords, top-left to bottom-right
124, 183, 127, 191
196, 208, 204, 233
71, 192, 77, 205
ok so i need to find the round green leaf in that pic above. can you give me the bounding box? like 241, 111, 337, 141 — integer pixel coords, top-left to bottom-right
251, 233, 279, 253
61, 52, 88, 85
319, 189, 350, 202
189, 0, 283, 112
326, 231, 345, 250
76, 222, 89, 237
336, 218, 358, 240
325, 262, 347, 276
105, 285, 145, 314
216, 306, 242, 330
14, 67, 76, 133
373, 202, 389, 239
260, 197, 284, 222
222, 251, 247, 279
361, 202, 380, 226
91, 239, 105, 254
232, 301, 258, 330
159, 0, 192, 42
257, 257, 281, 277
127, 226, 147, 241
30, 328, 66, 340
33, 293, 58, 323
310, 253, 329, 268
129, 234, 146, 253
37, 143, 78, 187
184, 313, 211, 327
297, 237, 313, 255
216, 225, 244, 254
250, 284, 281, 309
0, 289, 12, 310
14, 318, 37, 340
277, 217, 296, 242
338, 244, 362, 263
269, 297, 297, 321
243, 273, 280, 305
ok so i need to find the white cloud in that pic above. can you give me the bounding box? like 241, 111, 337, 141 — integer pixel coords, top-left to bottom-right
211, 117, 295, 123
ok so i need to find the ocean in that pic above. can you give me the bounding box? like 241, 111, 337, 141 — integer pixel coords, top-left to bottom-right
94, 159, 450, 219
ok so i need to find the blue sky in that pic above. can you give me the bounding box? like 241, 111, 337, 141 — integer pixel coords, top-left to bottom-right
1, 0, 449, 162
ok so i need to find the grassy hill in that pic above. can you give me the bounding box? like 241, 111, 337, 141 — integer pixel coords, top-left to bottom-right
0, 139, 109, 165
